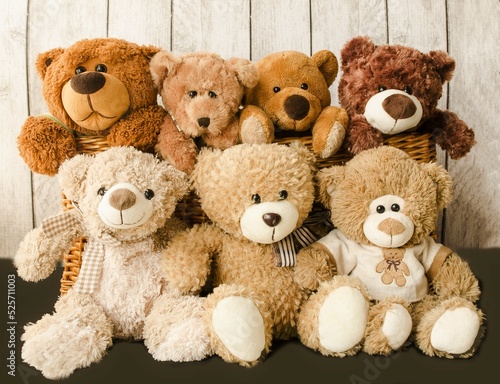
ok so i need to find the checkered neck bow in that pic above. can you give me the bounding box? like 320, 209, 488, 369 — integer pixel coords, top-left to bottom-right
41, 209, 121, 294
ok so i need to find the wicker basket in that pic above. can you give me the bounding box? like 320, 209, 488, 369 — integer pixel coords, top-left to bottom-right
59, 131, 436, 294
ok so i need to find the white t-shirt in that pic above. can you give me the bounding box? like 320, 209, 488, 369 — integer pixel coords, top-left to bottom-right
317, 230, 451, 302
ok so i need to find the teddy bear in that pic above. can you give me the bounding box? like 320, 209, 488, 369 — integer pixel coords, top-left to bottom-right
161, 142, 371, 366
239, 50, 349, 159
17, 38, 167, 176
14, 146, 212, 379
338, 36, 476, 159
294, 145, 484, 358
150, 51, 259, 173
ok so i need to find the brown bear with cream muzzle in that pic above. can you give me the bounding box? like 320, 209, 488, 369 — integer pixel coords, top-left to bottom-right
17, 38, 167, 175
338, 36, 476, 159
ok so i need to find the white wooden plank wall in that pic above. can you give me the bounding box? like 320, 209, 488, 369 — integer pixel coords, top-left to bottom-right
1, 0, 499, 257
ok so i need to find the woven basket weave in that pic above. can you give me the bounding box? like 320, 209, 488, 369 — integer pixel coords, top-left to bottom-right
59, 131, 436, 294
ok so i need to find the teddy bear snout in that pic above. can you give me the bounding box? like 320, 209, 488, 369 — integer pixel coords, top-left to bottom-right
70, 72, 106, 95
377, 218, 406, 236
382, 94, 417, 120
263, 213, 282, 227
284, 95, 310, 120
197, 117, 211, 128
109, 188, 136, 211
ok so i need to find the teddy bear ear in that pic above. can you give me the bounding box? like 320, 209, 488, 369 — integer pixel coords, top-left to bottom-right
428, 50, 456, 82
340, 36, 376, 68
159, 161, 191, 200
226, 57, 259, 88
149, 50, 181, 92
316, 165, 346, 209
311, 50, 339, 86
35, 48, 64, 79
191, 147, 223, 191
57, 154, 94, 203
140, 45, 162, 61
419, 162, 453, 211
288, 141, 316, 169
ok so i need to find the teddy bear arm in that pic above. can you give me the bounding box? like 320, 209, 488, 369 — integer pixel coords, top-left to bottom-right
108, 105, 167, 152
401, 262, 411, 276
425, 110, 476, 159
17, 116, 78, 176
345, 113, 384, 155
295, 242, 337, 291
203, 118, 240, 149
311, 106, 348, 158
375, 260, 386, 273
430, 252, 480, 302
239, 105, 275, 144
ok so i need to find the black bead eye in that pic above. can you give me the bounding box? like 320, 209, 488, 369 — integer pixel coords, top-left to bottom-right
75, 66, 87, 75
376, 205, 385, 214
403, 86, 413, 95
300, 83, 308, 90
378, 85, 387, 92
208, 91, 217, 98
144, 189, 155, 200
188, 90, 198, 98
252, 194, 261, 204
97, 187, 106, 196
273, 86, 281, 93
95, 64, 107, 73
278, 190, 288, 199
391, 204, 400, 212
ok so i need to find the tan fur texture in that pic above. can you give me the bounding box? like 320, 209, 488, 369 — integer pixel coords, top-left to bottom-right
17, 38, 166, 175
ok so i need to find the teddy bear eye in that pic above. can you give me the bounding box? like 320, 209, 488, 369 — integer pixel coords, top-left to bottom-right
278, 190, 288, 199
376, 205, 385, 214
144, 189, 155, 200
403, 86, 413, 95
391, 203, 400, 212
188, 90, 198, 98
97, 187, 106, 196
273, 86, 281, 93
300, 83, 308, 90
252, 194, 261, 204
377, 86, 387, 92
95, 64, 107, 73
75, 66, 87, 75
208, 91, 217, 99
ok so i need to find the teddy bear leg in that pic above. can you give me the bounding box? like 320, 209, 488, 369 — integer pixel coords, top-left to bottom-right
204, 284, 272, 366
239, 105, 275, 144
21, 291, 113, 379
414, 296, 483, 358
363, 300, 412, 355
143, 292, 212, 362
312, 106, 348, 158
298, 275, 370, 356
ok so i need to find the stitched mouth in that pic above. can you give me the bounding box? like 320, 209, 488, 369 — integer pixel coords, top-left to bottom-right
79, 94, 117, 121
271, 228, 276, 242
106, 211, 145, 227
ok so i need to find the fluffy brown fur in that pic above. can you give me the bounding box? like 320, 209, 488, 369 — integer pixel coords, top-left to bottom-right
17, 38, 166, 175
338, 36, 475, 158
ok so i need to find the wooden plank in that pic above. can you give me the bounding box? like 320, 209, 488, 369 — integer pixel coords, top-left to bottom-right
445, 0, 500, 248
311, 0, 388, 106
27, 0, 108, 229
172, 0, 250, 59
0, 0, 32, 258
250, 0, 310, 61
108, 0, 172, 48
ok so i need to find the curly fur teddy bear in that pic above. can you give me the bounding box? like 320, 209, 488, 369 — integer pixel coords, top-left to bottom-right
14, 147, 211, 379
239, 50, 349, 158
338, 36, 476, 158
150, 51, 259, 173
162, 142, 352, 366
294, 146, 484, 358
17, 38, 167, 176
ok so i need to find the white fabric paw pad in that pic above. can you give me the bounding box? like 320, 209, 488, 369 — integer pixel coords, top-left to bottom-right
382, 303, 412, 349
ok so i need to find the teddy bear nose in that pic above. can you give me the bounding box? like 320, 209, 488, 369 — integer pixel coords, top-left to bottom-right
108, 188, 136, 211
70, 71, 106, 95
262, 213, 282, 227
377, 217, 406, 236
382, 94, 417, 120
284, 95, 310, 120
197, 117, 211, 128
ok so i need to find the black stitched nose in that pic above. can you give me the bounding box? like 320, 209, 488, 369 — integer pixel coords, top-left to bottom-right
70, 72, 106, 94
284, 95, 310, 120
263, 213, 282, 227
198, 117, 210, 128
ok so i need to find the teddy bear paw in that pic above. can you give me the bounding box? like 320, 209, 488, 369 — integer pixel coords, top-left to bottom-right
318, 121, 346, 158
212, 296, 266, 363
381, 304, 412, 350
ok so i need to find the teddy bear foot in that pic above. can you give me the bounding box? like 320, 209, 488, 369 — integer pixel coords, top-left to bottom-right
21, 293, 112, 379
210, 296, 266, 365
416, 297, 483, 358
364, 301, 412, 355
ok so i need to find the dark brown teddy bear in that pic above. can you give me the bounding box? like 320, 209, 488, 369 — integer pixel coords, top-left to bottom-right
338, 36, 476, 159
17, 38, 167, 175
